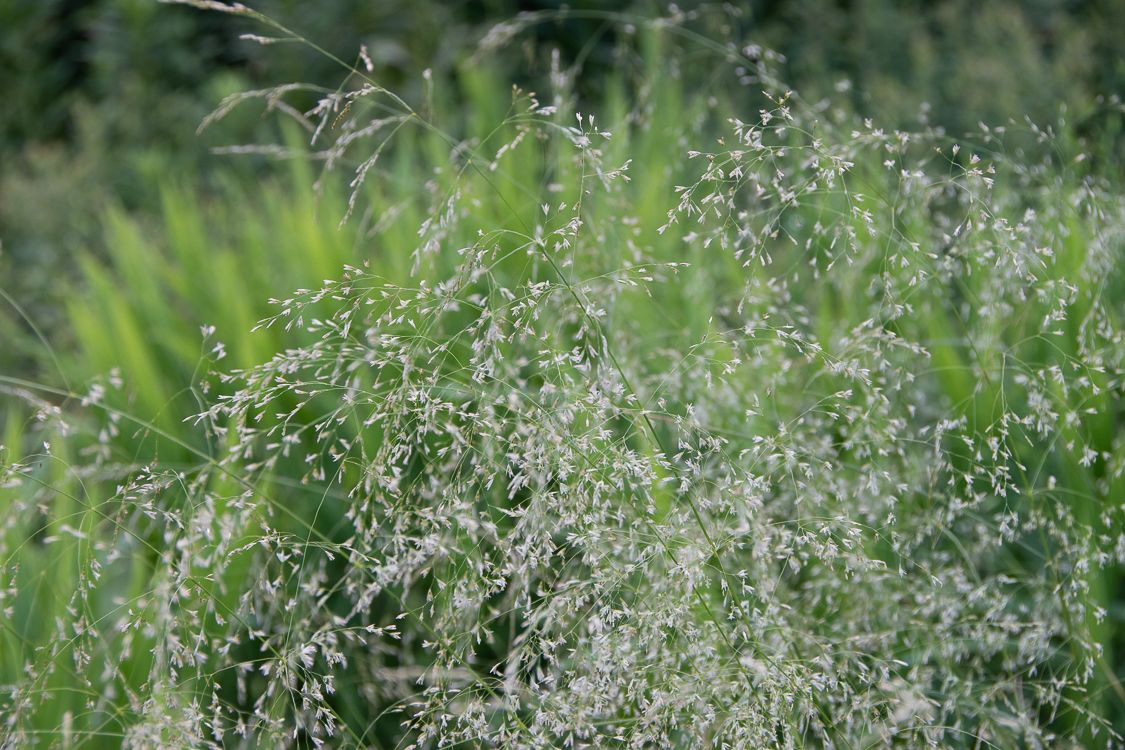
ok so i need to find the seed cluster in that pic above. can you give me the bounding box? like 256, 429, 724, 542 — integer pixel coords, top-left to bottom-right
3, 5, 1124, 748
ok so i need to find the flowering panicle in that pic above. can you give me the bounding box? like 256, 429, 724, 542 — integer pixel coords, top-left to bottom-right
3, 6, 1124, 749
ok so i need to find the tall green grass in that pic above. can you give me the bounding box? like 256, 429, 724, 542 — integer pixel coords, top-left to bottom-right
2, 7, 1124, 747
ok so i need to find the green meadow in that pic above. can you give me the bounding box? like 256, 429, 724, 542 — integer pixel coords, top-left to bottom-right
2, 2, 1124, 747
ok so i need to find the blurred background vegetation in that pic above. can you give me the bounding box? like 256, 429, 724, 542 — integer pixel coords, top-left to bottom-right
2, 0, 1123, 382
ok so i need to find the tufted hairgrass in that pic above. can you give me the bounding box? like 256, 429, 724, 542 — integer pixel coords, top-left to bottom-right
3, 4, 1125, 747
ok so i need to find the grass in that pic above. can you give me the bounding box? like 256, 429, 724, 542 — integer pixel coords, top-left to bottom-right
2, 4, 1125, 747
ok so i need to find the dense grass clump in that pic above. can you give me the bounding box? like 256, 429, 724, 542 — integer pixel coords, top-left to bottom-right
2, 4, 1124, 748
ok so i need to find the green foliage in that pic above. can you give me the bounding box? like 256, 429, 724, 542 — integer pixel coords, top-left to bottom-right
2, 2, 1125, 748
